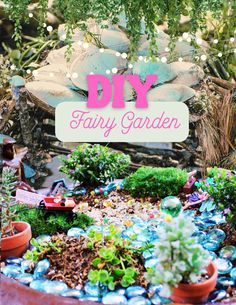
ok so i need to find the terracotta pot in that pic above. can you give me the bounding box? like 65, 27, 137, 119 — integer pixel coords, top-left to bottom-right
1, 221, 32, 260
171, 262, 218, 304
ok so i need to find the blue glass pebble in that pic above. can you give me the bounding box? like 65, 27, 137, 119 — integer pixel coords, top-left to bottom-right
214, 258, 233, 275
61, 289, 84, 298
67, 227, 85, 238
30, 279, 50, 291
217, 276, 236, 289
207, 229, 226, 243
2, 265, 22, 278
6, 257, 23, 265
102, 292, 128, 305
16, 273, 34, 285
148, 284, 162, 295
230, 267, 236, 279
33, 259, 50, 279
80, 296, 101, 302
116, 289, 126, 295
144, 258, 158, 269
127, 296, 151, 305
150, 294, 162, 305
21, 260, 33, 273
202, 240, 220, 251
208, 290, 227, 302
36, 235, 51, 244
219, 246, 236, 261
84, 282, 101, 297
192, 231, 206, 244
208, 251, 217, 261
210, 214, 226, 225
142, 249, 154, 260
126, 286, 146, 298
44, 280, 68, 295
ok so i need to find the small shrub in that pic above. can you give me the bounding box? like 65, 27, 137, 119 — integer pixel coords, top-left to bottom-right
124, 167, 187, 198
59, 144, 130, 187
146, 214, 211, 297
196, 167, 236, 225
13, 205, 94, 237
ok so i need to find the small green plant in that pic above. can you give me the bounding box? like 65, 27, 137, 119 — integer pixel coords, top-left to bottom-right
24, 238, 62, 262
124, 167, 187, 198
13, 205, 94, 237
196, 167, 236, 225
60, 144, 130, 187
146, 214, 211, 297
1, 167, 18, 237
87, 224, 149, 290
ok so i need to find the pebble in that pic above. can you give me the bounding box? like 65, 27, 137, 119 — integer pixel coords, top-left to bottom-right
208, 251, 217, 261
142, 249, 154, 260
207, 229, 226, 243
202, 240, 220, 251
230, 267, 236, 279
21, 260, 34, 273
192, 231, 206, 244
6, 257, 23, 265
36, 234, 51, 243
16, 273, 34, 285
127, 296, 151, 305
61, 289, 84, 298
84, 282, 101, 297
217, 276, 236, 289
67, 227, 85, 238
33, 259, 50, 279
44, 280, 68, 295
102, 292, 128, 304
126, 286, 146, 298
30, 279, 50, 291
214, 258, 233, 275
80, 296, 101, 302
144, 258, 158, 269
2, 265, 22, 278
219, 246, 236, 261
148, 284, 163, 295
208, 289, 227, 302
150, 294, 162, 305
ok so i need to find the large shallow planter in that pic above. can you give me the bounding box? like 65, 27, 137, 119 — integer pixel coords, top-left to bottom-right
171, 262, 218, 304
1, 221, 32, 260
0, 274, 228, 305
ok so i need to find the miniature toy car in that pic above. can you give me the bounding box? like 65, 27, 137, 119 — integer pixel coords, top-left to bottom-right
38, 196, 75, 211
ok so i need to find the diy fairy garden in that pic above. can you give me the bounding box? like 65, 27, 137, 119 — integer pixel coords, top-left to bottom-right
1, 144, 236, 305
1, 1, 236, 304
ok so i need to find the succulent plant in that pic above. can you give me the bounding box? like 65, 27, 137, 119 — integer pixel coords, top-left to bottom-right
146, 213, 211, 297
1, 167, 18, 237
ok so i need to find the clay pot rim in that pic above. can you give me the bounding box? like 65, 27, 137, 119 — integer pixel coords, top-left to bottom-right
175, 261, 218, 289
2, 221, 31, 241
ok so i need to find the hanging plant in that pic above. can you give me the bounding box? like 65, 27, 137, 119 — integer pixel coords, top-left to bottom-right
2, 0, 233, 58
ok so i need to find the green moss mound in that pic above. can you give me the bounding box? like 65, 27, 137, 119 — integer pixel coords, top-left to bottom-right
13, 205, 94, 237
124, 167, 188, 198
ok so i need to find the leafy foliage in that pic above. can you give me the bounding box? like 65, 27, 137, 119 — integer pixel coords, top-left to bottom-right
60, 144, 130, 187
87, 224, 149, 290
146, 214, 211, 297
13, 205, 94, 237
1, 167, 18, 237
3, 0, 233, 58
124, 167, 187, 198
196, 167, 236, 225
24, 237, 62, 262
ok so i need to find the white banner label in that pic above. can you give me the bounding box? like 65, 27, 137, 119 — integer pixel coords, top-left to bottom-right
56, 102, 189, 142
